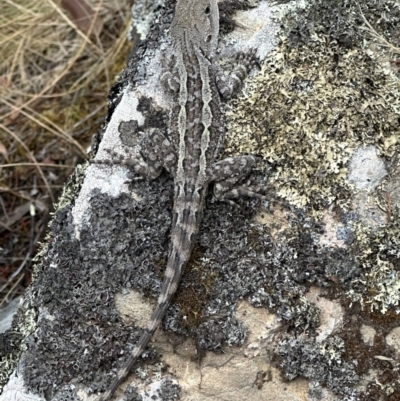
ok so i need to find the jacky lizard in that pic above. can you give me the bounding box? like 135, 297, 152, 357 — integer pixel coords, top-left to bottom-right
94, 1, 263, 399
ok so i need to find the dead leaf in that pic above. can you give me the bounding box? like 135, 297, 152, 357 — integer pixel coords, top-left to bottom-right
0, 142, 8, 161
0, 75, 10, 89
3, 108, 21, 127
42, 156, 55, 165
61, 0, 103, 36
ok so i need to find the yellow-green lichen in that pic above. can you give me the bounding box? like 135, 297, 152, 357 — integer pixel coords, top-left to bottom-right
225, 0, 400, 323
225, 1, 400, 215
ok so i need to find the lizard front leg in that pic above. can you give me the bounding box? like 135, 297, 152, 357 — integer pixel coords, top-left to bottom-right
207, 155, 266, 202
215, 51, 258, 99
161, 53, 180, 93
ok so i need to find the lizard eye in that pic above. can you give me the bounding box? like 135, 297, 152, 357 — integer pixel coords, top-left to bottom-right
206, 34, 212, 43
204, 5, 211, 14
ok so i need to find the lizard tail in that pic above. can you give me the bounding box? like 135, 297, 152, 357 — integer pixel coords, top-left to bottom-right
98, 196, 201, 400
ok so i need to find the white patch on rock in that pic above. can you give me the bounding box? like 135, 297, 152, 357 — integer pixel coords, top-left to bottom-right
137, 301, 313, 401
72, 87, 145, 235
115, 289, 155, 328
386, 326, 400, 354
220, 2, 279, 61
305, 287, 344, 342
236, 300, 281, 357
347, 145, 387, 191
319, 211, 346, 248
0, 371, 43, 401
360, 324, 376, 346
346, 146, 388, 227
0, 297, 21, 333
141, 379, 180, 401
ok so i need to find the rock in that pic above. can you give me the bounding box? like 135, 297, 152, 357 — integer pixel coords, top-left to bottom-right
386, 326, 400, 354
0, 297, 20, 333
360, 324, 376, 347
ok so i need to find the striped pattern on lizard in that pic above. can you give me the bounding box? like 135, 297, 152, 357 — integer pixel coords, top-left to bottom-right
93, 0, 264, 399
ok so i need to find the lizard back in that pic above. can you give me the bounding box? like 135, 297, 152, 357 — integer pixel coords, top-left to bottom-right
96, 1, 223, 400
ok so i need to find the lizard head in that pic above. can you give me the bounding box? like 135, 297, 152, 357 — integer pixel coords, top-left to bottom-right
170, 0, 219, 58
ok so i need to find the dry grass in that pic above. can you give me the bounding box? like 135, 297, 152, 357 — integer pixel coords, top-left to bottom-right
358, 2, 400, 69
0, 0, 133, 307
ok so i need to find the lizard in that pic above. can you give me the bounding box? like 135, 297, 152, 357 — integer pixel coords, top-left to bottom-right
93, 0, 264, 399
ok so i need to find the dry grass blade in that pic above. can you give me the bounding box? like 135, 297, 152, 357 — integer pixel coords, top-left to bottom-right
0, 273, 24, 308
2, 97, 88, 158
0, 0, 133, 305
0, 122, 54, 202
46, 0, 103, 45
358, 3, 400, 55
1, 163, 76, 168
1, 24, 95, 122
60, 0, 104, 36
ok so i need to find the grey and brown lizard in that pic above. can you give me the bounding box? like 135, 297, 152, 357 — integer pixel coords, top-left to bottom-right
94, 0, 263, 399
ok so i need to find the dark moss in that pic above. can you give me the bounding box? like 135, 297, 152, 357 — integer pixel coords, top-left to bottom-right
278, 336, 358, 397
22, 163, 363, 398
360, 370, 400, 401
173, 246, 218, 328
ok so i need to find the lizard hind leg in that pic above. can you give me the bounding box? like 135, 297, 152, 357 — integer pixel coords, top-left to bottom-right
91, 128, 177, 181
141, 128, 177, 177
207, 155, 267, 202
215, 50, 259, 99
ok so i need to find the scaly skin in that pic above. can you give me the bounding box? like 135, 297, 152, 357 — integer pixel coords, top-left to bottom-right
94, 1, 262, 399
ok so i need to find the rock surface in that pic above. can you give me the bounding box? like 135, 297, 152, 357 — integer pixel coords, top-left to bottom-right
0, 297, 20, 333
1, 1, 399, 401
